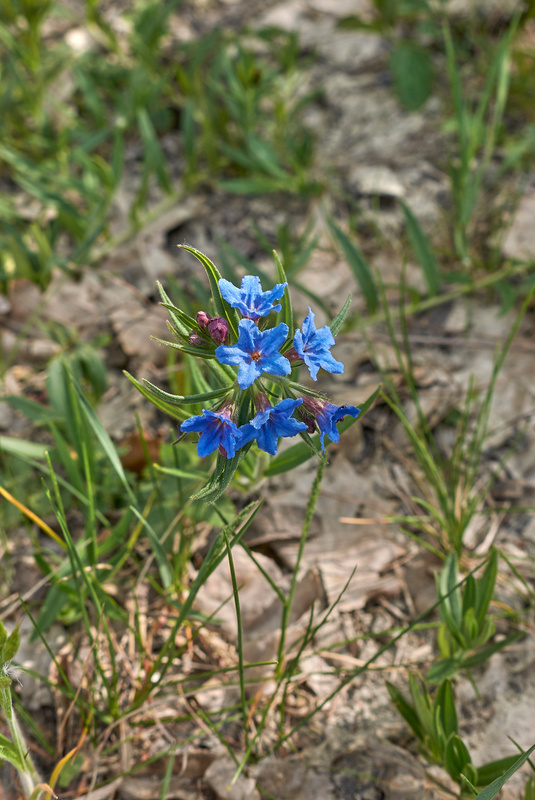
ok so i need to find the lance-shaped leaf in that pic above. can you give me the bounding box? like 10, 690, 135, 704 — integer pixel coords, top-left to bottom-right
330, 293, 352, 337
273, 250, 293, 338
142, 379, 231, 406
178, 245, 240, 339
124, 371, 188, 421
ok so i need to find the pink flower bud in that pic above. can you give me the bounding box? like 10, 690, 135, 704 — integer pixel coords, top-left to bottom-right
285, 347, 301, 363
196, 311, 211, 329
207, 317, 229, 344
189, 332, 206, 347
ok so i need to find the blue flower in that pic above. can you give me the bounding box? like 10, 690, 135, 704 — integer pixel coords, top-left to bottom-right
302, 396, 360, 452
219, 275, 287, 320
181, 409, 242, 458
293, 308, 344, 381
215, 319, 291, 389
238, 398, 307, 455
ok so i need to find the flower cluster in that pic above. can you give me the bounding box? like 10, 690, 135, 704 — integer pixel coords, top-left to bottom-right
131, 247, 361, 498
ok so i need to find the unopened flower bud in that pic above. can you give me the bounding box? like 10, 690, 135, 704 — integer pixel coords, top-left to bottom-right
196, 311, 211, 329
285, 347, 301, 363
189, 332, 206, 347
301, 395, 324, 415
298, 406, 317, 434
207, 317, 229, 344
255, 392, 271, 413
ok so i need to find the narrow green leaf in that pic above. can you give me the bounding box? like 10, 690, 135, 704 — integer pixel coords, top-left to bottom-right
327, 219, 378, 314
386, 681, 424, 741
124, 371, 189, 421
157, 282, 191, 336
389, 40, 433, 111
475, 549, 498, 629
460, 631, 523, 670
440, 554, 463, 634
159, 302, 200, 335
400, 200, 440, 296
408, 672, 435, 740
435, 680, 458, 738
475, 755, 526, 787
462, 573, 477, 619
177, 245, 239, 339
0, 435, 50, 460
152, 333, 218, 359
330, 293, 352, 336
71, 379, 136, 503
130, 508, 173, 590
444, 733, 473, 782
218, 177, 287, 194
2, 626, 20, 663
1, 396, 62, 425
472, 744, 535, 799
0, 734, 25, 770
142, 378, 230, 406
192, 444, 253, 504
426, 657, 462, 684
273, 250, 293, 337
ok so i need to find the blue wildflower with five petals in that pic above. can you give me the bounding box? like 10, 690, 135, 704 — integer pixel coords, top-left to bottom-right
181, 409, 242, 458
302, 396, 360, 452
238, 397, 308, 455
215, 319, 291, 390
292, 308, 344, 381
219, 275, 287, 320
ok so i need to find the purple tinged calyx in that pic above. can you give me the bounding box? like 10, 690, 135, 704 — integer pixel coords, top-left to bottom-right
207, 317, 229, 344
189, 332, 206, 347
301, 395, 360, 452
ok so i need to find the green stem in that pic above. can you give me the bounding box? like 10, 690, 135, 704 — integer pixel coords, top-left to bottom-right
276, 459, 326, 676
1, 688, 41, 797
224, 532, 249, 749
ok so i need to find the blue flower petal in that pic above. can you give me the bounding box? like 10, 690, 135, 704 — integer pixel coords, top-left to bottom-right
219, 276, 287, 320
255, 423, 279, 455
315, 404, 360, 451
293, 308, 344, 381
181, 410, 241, 458
259, 351, 291, 378
259, 322, 289, 355
219, 278, 247, 309
237, 358, 263, 390
216, 320, 291, 389
237, 398, 306, 455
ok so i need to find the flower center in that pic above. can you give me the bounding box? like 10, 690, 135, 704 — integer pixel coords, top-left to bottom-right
251, 351, 262, 362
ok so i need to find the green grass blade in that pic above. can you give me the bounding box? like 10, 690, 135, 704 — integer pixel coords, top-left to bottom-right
71, 378, 136, 504
142, 379, 230, 406
330, 293, 352, 336
178, 245, 240, 339
273, 250, 293, 337
327, 219, 378, 313
124, 371, 188, 421
473, 744, 535, 799
224, 531, 249, 748
400, 200, 440, 296
0, 436, 50, 460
